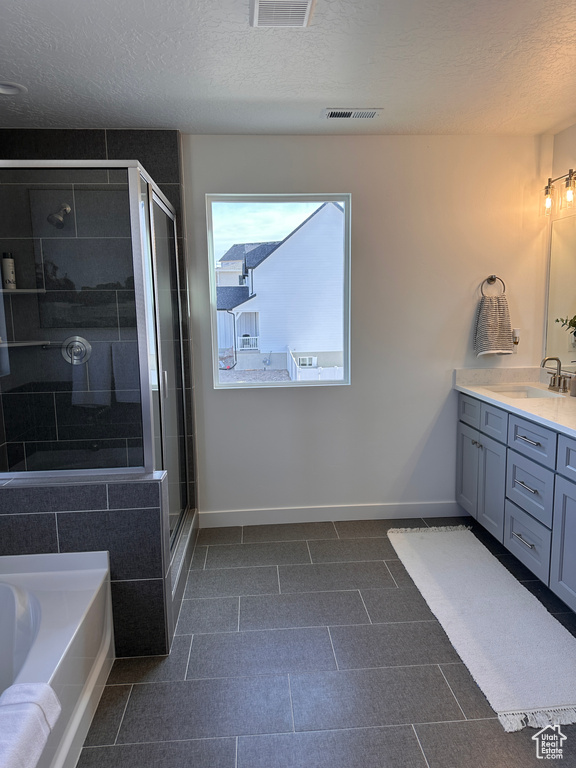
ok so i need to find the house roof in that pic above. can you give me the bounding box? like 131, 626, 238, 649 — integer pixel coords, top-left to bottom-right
245, 241, 282, 269
219, 242, 280, 263
216, 286, 251, 310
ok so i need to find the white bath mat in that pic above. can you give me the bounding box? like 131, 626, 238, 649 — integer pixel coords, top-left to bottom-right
387, 527, 576, 732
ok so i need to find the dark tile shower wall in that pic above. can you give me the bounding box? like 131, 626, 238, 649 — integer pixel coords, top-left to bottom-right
0, 129, 197, 655
0, 170, 142, 471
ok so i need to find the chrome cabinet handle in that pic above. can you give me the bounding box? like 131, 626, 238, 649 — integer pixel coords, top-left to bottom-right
514, 478, 538, 495
512, 531, 535, 549
517, 434, 542, 448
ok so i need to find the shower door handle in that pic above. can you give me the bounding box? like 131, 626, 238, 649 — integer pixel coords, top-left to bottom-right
162, 370, 168, 398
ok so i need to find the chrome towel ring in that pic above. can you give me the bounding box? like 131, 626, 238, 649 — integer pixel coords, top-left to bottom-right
481, 275, 506, 296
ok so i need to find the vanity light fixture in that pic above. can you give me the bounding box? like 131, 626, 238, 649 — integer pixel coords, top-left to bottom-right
542, 169, 576, 215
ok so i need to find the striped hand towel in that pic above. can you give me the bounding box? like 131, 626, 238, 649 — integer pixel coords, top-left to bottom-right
474, 294, 514, 356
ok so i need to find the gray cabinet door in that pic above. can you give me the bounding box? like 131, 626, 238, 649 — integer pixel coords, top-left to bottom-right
477, 433, 506, 543
550, 475, 576, 612
456, 422, 479, 518
480, 403, 508, 443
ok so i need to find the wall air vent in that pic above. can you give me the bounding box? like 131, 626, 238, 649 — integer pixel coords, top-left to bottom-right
324, 108, 383, 119
251, 0, 316, 27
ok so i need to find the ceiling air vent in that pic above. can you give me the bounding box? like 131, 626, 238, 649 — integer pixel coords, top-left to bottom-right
324, 108, 383, 119
251, 0, 316, 27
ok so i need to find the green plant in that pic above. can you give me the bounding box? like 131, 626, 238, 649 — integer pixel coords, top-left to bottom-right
556, 315, 576, 337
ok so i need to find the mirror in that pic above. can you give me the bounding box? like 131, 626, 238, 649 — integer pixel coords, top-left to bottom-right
545, 214, 576, 372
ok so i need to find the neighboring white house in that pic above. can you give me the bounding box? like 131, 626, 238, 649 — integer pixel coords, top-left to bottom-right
215, 262, 243, 286
216, 203, 345, 378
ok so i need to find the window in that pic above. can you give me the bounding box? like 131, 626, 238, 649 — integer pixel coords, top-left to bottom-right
206, 194, 351, 388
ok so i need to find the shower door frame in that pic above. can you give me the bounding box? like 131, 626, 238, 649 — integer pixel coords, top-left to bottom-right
142, 176, 191, 542
0, 160, 188, 481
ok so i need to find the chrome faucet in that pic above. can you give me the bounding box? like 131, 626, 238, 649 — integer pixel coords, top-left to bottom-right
541, 356, 564, 391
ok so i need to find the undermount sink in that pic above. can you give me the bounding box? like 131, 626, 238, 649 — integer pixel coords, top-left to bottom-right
486, 384, 563, 399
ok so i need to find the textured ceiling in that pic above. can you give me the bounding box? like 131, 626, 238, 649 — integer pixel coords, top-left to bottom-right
1, 0, 576, 134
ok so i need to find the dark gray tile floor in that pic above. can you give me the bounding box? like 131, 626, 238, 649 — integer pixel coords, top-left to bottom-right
80, 517, 576, 768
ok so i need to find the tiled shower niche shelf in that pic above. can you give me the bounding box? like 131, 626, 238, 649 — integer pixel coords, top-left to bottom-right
0, 341, 52, 347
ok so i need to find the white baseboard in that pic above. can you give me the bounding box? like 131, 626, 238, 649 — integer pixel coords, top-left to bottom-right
199, 501, 466, 528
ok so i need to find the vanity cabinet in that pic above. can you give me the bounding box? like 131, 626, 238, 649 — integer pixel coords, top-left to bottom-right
457, 392, 576, 613
456, 396, 507, 542
550, 476, 576, 610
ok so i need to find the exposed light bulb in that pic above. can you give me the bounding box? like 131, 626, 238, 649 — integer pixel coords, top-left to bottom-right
564, 170, 576, 209
543, 179, 555, 216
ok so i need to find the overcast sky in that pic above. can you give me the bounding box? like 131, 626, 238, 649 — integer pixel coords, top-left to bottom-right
211, 201, 322, 261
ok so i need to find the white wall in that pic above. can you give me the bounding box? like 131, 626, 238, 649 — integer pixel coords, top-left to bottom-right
182, 135, 549, 525
552, 124, 576, 177
216, 269, 242, 286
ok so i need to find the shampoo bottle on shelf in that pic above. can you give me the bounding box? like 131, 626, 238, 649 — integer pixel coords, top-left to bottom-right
2, 252, 16, 290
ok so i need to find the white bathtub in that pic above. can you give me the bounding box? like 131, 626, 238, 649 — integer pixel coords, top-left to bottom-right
0, 552, 114, 768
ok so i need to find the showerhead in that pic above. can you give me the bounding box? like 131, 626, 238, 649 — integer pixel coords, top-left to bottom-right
47, 203, 71, 229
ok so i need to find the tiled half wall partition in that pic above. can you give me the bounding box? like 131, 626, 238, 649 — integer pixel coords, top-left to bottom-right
0, 474, 172, 656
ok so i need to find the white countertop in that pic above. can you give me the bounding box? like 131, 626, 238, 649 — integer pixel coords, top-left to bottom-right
454, 367, 576, 440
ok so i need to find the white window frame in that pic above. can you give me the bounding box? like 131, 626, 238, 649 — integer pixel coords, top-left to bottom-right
206, 193, 351, 389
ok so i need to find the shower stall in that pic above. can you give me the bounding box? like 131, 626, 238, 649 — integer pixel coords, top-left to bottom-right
0, 161, 190, 543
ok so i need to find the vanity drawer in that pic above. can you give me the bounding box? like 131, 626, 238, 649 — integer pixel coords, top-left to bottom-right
504, 500, 551, 583
458, 394, 480, 429
506, 450, 554, 527
557, 435, 576, 483
480, 403, 508, 443
507, 415, 557, 469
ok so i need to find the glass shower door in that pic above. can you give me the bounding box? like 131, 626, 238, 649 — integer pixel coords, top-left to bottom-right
149, 191, 188, 540
0, 165, 144, 472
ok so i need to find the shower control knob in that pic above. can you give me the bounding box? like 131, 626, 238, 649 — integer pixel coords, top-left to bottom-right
61, 336, 92, 365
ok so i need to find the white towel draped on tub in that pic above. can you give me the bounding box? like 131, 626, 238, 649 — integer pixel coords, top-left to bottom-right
0, 683, 61, 768
474, 294, 514, 356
